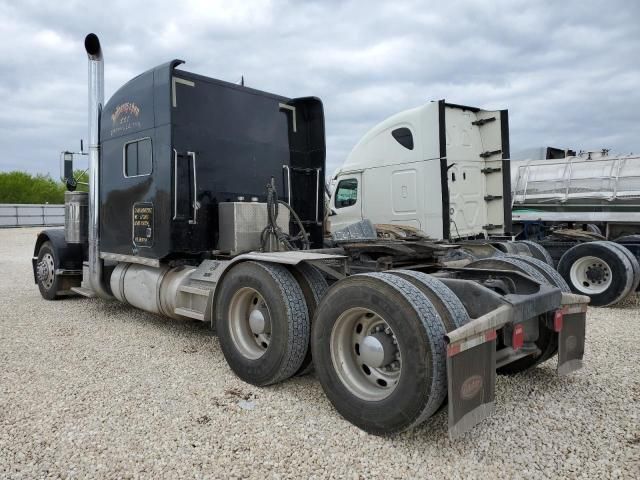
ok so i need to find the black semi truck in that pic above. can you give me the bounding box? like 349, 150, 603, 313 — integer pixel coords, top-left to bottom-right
33, 34, 589, 438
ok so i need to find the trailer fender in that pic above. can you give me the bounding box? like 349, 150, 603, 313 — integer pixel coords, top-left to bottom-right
32, 229, 83, 283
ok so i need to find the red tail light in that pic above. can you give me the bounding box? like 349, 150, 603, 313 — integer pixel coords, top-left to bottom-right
554, 310, 564, 332
512, 324, 524, 350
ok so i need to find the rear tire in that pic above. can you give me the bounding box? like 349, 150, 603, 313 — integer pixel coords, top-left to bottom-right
504, 254, 570, 292
312, 272, 447, 435
215, 261, 309, 386
388, 270, 469, 332
606, 242, 640, 293
466, 256, 564, 374
289, 263, 329, 376
517, 240, 555, 267
36, 241, 60, 300
558, 241, 634, 306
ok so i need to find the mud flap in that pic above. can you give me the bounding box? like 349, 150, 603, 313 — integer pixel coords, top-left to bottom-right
446, 331, 497, 439
557, 308, 586, 376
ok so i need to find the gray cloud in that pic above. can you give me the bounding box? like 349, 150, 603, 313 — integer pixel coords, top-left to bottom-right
0, 0, 638, 178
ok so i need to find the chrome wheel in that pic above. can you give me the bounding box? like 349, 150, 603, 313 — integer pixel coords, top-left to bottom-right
37, 253, 55, 290
330, 307, 402, 401
228, 287, 272, 360
569, 256, 612, 294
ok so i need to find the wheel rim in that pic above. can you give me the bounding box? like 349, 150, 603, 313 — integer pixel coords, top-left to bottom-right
37, 253, 55, 290
228, 287, 272, 360
330, 307, 402, 401
569, 255, 612, 294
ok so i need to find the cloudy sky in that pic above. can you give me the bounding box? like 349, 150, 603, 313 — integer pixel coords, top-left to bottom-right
0, 0, 638, 178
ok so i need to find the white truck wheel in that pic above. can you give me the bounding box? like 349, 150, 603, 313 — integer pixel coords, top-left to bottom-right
558, 242, 634, 306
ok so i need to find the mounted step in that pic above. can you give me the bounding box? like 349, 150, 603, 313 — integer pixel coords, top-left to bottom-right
178, 285, 210, 296
71, 286, 96, 298
174, 280, 214, 322
174, 307, 205, 321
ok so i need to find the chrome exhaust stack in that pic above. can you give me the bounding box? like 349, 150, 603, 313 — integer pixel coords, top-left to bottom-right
84, 33, 110, 298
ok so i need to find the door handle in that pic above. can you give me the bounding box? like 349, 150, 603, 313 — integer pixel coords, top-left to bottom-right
187, 151, 198, 224
172, 148, 178, 220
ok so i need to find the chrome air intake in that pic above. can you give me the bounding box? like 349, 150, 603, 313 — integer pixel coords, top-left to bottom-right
84, 33, 110, 298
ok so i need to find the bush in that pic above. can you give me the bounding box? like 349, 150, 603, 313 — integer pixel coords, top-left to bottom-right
0, 169, 89, 204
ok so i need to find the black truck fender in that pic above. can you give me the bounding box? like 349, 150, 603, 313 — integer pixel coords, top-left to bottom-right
32, 229, 84, 283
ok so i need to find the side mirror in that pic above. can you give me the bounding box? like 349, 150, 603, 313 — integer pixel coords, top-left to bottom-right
60, 151, 74, 182
66, 177, 78, 192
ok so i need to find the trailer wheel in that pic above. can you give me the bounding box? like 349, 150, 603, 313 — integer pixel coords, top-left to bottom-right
36, 241, 61, 300
516, 240, 555, 267
388, 270, 469, 331
215, 261, 309, 386
289, 263, 329, 376
605, 242, 640, 293
558, 241, 634, 306
312, 272, 447, 435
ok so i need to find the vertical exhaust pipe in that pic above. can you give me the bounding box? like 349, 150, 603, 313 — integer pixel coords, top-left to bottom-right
84, 33, 110, 298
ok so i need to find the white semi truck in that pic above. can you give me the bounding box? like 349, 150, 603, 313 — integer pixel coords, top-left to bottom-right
329, 105, 640, 306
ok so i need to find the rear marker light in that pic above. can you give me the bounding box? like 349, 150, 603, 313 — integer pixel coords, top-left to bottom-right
512, 324, 524, 350
554, 310, 564, 332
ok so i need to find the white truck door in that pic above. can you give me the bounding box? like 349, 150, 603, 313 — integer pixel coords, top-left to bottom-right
444, 106, 508, 238
329, 173, 363, 231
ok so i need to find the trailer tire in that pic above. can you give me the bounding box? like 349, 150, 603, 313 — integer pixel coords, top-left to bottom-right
312, 272, 447, 435
388, 270, 469, 331
517, 240, 555, 267
36, 241, 61, 300
289, 263, 329, 376
558, 241, 634, 307
605, 242, 640, 293
215, 261, 309, 386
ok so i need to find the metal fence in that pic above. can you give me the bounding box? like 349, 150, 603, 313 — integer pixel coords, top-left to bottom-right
0, 204, 64, 227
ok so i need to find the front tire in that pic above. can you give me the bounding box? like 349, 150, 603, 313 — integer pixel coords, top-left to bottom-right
215, 261, 309, 386
36, 241, 60, 300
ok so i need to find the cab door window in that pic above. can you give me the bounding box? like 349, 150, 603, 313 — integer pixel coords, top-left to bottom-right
335, 178, 358, 208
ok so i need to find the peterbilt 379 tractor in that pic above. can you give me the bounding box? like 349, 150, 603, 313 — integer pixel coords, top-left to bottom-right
33, 34, 589, 438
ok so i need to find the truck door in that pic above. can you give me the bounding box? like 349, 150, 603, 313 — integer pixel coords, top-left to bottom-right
444, 105, 508, 238
330, 173, 362, 231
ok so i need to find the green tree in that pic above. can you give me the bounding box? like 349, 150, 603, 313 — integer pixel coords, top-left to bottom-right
0, 171, 66, 204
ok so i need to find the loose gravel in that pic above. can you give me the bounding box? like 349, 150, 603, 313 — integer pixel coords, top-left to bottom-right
1, 227, 639, 479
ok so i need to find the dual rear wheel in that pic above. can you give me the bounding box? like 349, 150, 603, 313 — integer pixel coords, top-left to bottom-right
216, 262, 464, 434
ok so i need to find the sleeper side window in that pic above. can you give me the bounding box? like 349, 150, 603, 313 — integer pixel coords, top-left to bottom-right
334, 178, 358, 208
391, 127, 414, 150
124, 138, 153, 177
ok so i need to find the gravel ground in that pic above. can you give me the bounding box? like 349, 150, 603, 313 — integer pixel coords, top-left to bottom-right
1, 227, 639, 479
